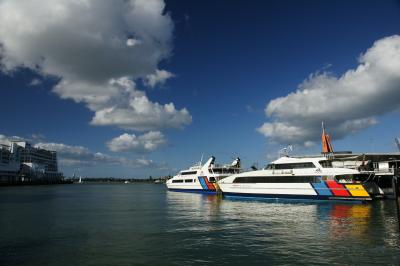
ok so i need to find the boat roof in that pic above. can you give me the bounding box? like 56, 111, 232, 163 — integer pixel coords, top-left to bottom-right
291, 152, 400, 162
179, 156, 241, 172
271, 156, 327, 164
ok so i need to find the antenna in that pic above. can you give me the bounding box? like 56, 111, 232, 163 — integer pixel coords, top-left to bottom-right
278, 144, 293, 157
200, 153, 204, 166
395, 138, 400, 151
287, 144, 293, 152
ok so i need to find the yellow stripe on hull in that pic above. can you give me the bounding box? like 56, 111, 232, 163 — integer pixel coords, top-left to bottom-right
345, 184, 370, 197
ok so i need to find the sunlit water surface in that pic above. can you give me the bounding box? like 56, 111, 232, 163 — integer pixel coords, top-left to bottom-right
0, 184, 399, 265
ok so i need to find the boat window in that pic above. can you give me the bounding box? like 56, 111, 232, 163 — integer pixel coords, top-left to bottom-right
184, 179, 193, 183
181, 171, 197, 175
211, 168, 240, 174
172, 179, 184, 183
209, 177, 216, 182
273, 162, 316, 169
319, 160, 333, 168
335, 174, 368, 184
233, 176, 321, 183
265, 164, 274, 169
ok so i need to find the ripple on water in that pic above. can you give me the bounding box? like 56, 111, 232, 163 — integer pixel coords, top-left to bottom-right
0, 185, 399, 266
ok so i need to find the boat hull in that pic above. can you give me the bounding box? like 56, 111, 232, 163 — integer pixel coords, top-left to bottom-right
167, 188, 217, 194
166, 176, 218, 194
218, 181, 372, 202
222, 192, 371, 202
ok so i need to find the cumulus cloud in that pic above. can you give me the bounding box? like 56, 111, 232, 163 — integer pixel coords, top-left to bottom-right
144, 69, 175, 88
126, 38, 142, 47
80, 76, 191, 130
35, 142, 158, 168
107, 131, 166, 152
258, 35, 400, 145
0, 133, 160, 168
0, 0, 191, 131
0, 134, 10, 146
0, 134, 25, 145
29, 78, 42, 86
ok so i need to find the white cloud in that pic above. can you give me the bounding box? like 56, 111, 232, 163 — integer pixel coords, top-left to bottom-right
0, 134, 10, 146
1, 133, 166, 172
0, 134, 25, 145
126, 38, 142, 47
29, 78, 42, 86
145, 69, 175, 88
35, 142, 158, 168
107, 131, 166, 152
0, 0, 191, 131
91, 94, 192, 131
258, 35, 400, 145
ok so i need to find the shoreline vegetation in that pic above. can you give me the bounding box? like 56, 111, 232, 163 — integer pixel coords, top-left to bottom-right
69, 176, 169, 183
0, 176, 170, 186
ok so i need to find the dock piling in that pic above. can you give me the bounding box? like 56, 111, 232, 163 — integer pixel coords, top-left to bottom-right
393, 170, 400, 231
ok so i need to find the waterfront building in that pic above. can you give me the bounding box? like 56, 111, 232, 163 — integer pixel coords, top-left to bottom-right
0, 141, 63, 184
0, 144, 19, 183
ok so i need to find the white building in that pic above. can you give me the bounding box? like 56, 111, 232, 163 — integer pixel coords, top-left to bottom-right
0, 144, 20, 183
0, 141, 63, 184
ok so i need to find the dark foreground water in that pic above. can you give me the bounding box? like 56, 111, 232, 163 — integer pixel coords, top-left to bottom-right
0, 184, 399, 265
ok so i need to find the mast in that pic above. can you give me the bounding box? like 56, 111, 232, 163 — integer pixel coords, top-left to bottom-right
395, 138, 400, 152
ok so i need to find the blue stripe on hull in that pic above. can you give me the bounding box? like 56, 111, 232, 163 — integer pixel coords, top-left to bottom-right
311, 182, 332, 196
168, 188, 217, 194
198, 177, 208, 189
223, 192, 366, 202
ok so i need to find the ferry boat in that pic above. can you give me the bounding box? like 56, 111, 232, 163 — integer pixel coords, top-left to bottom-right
218, 156, 372, 201
166, 156, 241, 194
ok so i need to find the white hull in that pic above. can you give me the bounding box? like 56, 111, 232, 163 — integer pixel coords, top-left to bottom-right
219, 183, 318, 196
166, 182, 204, 191
166, 156, 241, 193
218, 156, 372, 201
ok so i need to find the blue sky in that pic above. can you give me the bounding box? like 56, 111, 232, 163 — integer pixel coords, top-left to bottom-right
0, 0, 400, 177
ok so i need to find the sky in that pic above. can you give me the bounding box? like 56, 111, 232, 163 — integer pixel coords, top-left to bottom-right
0, 0, 400, 178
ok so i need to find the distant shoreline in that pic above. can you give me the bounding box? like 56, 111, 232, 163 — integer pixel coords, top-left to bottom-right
0, 177, 167, 186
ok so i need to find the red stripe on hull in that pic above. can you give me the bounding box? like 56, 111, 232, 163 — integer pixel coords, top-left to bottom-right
203, 177, 215, 190
325, 181, 351, 197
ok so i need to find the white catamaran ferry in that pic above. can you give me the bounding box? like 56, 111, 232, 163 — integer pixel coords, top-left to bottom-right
166, 156, 241, 194
218, 156, 372, 201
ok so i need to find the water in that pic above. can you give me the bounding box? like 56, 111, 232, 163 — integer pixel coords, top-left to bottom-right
0, 184, 399, 265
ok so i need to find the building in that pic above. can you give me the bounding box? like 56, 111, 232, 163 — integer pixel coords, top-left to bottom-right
0, 144, 19, 183
0, 141, 63, 184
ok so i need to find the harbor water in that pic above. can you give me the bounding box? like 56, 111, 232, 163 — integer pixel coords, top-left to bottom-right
0, 184, 399, 265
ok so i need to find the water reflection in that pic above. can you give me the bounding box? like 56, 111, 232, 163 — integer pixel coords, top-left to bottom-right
166, 191, 400, 250
328, 204, 372, 240
166, 192, 223, 233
